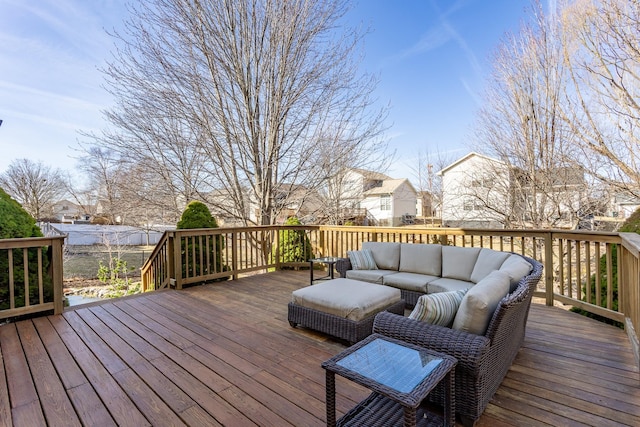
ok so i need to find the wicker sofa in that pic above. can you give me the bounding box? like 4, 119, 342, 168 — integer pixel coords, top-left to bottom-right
336, 241, 534, 307
372, 254, 543, 426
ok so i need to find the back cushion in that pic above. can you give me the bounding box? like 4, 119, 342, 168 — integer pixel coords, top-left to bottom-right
399, 243, 442, 276
470, 249, 511, 283
499, 255, 533, 290
452, 270, 510, 335
441, 246, 481, 281
362, 242, 401, 271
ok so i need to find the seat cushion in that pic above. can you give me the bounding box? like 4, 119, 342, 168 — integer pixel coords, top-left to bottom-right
441, 246, 481, 281
362, 242, 401, 271
382, 271, 439, 293
427, 277, 474, 294
346, 269, 397, 285
399, 243, 442, 276
347, 249, 378, 270
291, 278, 401, 321
499, 255, 533, 291
452, 270, 510, 335
408, 290, 467, 327
470, 249, 511, 283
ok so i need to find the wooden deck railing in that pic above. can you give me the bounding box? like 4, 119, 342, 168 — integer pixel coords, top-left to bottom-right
0, 235, 65, 320
1, 225, 636, 366
140, 225, 639, 366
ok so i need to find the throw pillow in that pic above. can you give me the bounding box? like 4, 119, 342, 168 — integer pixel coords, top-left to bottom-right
452, 270, 510, 335
408, 290, 467, 327
347, 249, 378, 270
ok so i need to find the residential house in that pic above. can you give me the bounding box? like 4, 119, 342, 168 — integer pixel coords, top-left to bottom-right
438, 153, 509, 228
612, 193, 640, 220
50, 200, 91, 223
438, 152, 587, 229
359, 178, 418, 226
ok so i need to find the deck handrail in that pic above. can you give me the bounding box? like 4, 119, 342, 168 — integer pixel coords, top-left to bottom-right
0, 235, 66, 319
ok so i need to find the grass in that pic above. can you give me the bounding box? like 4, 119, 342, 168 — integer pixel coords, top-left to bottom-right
64, 245, 154, 280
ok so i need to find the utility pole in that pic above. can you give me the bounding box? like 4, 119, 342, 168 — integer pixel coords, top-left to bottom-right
427, 163, 434, 225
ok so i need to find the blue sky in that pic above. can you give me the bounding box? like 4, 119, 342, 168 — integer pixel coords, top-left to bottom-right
0, 0, 532, 179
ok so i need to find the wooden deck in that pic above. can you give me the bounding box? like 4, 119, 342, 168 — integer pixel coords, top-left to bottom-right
0, 270, 638, 426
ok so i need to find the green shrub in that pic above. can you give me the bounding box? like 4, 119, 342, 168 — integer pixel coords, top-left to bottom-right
273, 217, 313, 268
177, 201, 227, 281
0, 188, 52, 310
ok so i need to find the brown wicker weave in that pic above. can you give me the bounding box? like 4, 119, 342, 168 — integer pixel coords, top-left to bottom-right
322, 334, 457, 427
288, 299, 405, 345
372, 255, 543, 426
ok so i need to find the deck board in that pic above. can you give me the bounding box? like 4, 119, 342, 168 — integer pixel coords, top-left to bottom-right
0, 270, 638, 426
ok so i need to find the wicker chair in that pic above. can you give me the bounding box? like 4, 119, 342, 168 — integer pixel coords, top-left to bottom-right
372, 255, 543, 426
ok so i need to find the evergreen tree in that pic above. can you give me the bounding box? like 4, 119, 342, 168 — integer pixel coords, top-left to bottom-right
177, 201, 227, 280
275, 217, 313, 267
0, 188, 52, 310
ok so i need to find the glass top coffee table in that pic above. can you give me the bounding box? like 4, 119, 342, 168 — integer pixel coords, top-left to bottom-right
322, 334, 457, 427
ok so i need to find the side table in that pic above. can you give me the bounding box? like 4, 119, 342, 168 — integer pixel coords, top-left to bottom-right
322, 334, 457, 427
309, 257, 342, 285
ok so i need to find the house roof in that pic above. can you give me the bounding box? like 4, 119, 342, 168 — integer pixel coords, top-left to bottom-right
362, 178, 416, 196
349, 168, 392, 181
437, 152, 505, 176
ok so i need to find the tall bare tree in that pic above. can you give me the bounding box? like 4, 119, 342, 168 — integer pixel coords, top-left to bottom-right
561, 0, 640, 197
90, 0, 387, 226
408, 149, 453, 224
471, 0, 588, 228
0, 159, 67, 222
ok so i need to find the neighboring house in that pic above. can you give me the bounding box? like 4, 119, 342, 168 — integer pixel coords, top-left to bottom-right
612, 193, 640, 220
338, 168, 393, 208
360, 178, 418, 227
50, 200, 91, 223
438, 153, 509, 228
272, 184, 324, 224
438, 152, 587, 229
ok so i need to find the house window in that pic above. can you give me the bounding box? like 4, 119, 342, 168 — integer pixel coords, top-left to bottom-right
463, 200, 474, 211
380, 195, 391, 211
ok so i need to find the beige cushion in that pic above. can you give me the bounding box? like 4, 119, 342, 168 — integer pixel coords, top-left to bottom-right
346, 269, 397, 285
441, 246, 481, 281
347, 249, 377, 270
409, 290, 467, 326
399, 243, 442, 276
291, 278, 401, 321
470, 249, 511, 283
362, 242, 401, 271
382, 272, 439, 293
452, 270, 510, 335
499, 255, 533, 290
428, 278, 474, 294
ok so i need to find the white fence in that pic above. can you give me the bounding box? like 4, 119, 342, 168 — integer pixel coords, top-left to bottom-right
44, 223, 174, 246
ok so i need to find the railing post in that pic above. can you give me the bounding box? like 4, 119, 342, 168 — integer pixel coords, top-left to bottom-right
52, 237, 64, 315
232, 232, 238, 279
545, 231, 554, 306
167, 232, 175, 289
172, 232, 182, 290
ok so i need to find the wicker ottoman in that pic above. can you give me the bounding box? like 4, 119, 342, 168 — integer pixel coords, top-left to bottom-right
288, 278, 405, 344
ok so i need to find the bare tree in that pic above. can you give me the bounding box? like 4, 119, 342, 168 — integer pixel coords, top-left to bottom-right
90, 0, 388, 227
74, 146, 132, 225
470, 0, 589, 228
408, 149, 453, 225
561, 0, 640, 197
0, 159, 67, 221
